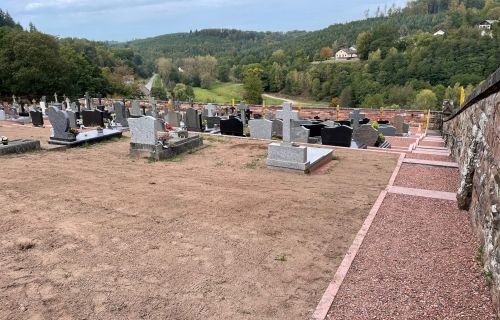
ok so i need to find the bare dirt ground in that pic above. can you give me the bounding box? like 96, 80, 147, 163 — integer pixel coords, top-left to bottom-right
0, 124, 398, 320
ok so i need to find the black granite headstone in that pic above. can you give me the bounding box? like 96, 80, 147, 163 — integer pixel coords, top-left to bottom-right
302, 124, 326, 137
220, 117, 244, 136
206, 116, 221, 129
30, 110, 44, 127
82, 110, 104, 127
321, 125, 353, 147
360, 118, 370, 125
335, 120, 352, 127
378, 120, 389, 125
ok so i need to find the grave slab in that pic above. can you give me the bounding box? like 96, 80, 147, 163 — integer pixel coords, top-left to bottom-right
49, 129, 122, 147
0, 139, 41, 155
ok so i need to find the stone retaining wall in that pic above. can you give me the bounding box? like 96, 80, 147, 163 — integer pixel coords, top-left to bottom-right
443, 67, 500, 313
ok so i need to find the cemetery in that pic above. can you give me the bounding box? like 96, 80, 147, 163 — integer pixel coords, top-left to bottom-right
0, 70, 497, 319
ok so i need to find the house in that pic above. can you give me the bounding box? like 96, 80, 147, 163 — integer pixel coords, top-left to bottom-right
478, 20, 498, 37
433, 29, 446, 36
335, 47, 358, 60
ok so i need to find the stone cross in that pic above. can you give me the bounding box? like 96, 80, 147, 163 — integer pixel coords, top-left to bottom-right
150, 97, 158, 118
54, 93, 58, 103
65, 97, 71, 109
206, 103, 216, 117
350, 109, 362, 130
280, 102, 298, 144
237, 102, 248, 126
12, 95, 16, 104
84, 92, 90, 109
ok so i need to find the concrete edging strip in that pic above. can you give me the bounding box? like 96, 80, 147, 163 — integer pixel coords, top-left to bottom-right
387, 186, 457, 201
311, 153, 405, 320
402, 158, 458, 168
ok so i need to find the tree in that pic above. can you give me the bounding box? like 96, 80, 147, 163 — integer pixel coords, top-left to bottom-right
416, 89, 438, 109
173, 83, 194, 101
243, 64, 264, 104
362, 94, 385, 108
319, 47, 333, 60
339, 86, 353, 108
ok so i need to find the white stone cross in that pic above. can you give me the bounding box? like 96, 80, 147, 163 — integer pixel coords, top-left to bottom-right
206, 103, 216, 117
54, 93, 58, 103
237, 102, 248, 126
280, 102, 298, 144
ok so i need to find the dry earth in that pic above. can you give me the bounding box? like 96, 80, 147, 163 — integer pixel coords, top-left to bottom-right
0, 123, 398, 319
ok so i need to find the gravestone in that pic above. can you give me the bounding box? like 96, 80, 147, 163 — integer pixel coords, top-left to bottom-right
353, 124, 379, 147
378, 120, 389, 125
206, 116, 221, 130
205, 103, 216, 117
302, 124, 326, 137
276, 107, 299, 121
82, 110, 104, 127
40, 96, 47, 114
392, 115, 404, 135
291, 126, 310, 143
237, 103, 249, 126
0, 109, 5, 120
150, 97, 158, 118
272, 119, 283, 138
321, 126, 353, 147
360, 118, 370, 125
128, 116, 164, 146
130, 100, 142, 117
220, 117, 244, 136
48, 106, 75, 141
349, 109, 364, 130
114, 102, 128, 127
30, 110, 44, 127
249, 119, 273, 140
403, 123, 410, 134
66, 110, 78, 129
165, 110, 181, 127
185, 107, 202, 131
378, 125, 397, 136
323, 120, 337, 127
336, 120, 351, 126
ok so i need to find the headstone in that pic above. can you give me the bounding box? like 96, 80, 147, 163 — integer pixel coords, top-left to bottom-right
48, 106, 75, 141
70, 102, 78, 112
66, 110, 78, 129
336, 120, 351, 126
378, 125, 397, 136
302, 124, 326, 137
40, 96, 47, 115
353, 124, 379, 147
30, 110, 44, 127
0, 110, 5, 120
205, 103, 216, 117
130, 100, 142, 117
205, 116, 221, 130
272, 119, 283, 138
128, 116, 164, 146
378, 120, 389, 125
114, 102, 128, 127
220, 117, 244, 136
403, 123, 410, 134
349, 109, 364, 130
360, 118, 370, 125
276, 106, 299, 121
249, 119, 272, 140
291, 126, 310, 143
185, 107, 202, 131
82, 110, 104, 127
323, 120, 338, 127
165, 110, 181, 127
237, 103, 249, 126
278, 103, 298, 144
392, 115, 404, 135
150, 97, 158, 118
321, 126, 353, 147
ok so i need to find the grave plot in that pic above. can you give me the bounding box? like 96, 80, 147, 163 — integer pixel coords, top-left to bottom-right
0, 129, 398, 319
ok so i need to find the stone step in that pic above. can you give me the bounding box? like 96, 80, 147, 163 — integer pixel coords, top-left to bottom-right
402, 158, 458, 168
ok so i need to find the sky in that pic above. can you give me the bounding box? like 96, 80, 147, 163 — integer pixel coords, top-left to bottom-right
2, 0, 409, 41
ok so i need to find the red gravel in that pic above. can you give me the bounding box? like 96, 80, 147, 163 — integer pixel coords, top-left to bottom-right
327, 193, 495, 320
405, 152, 454, 162
393, 164, 459, 193
385, 137, 418, 148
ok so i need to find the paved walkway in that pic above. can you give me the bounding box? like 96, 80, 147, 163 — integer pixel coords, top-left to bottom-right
313, 134, 495, 320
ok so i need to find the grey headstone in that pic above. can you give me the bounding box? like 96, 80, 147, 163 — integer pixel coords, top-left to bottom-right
353, 124, 379, 147
165, 110, 181, 127
272, 119, 283, 138
185, 108, 201, 131
403, 123, 410, 134
0, 110, 5, 120
66, 110, 78, 129
323, 120, 338, 127
128, 116, 164, 146
237, 102, 248, 126
349, 109, 364, 130
277, 103, 297, 144
249, 119, 273, 140
378, 125, 397, 136
276, 107, 299, 121
114, 102, 128, 127
392, 115, 404, 135
291, 126, 310, 143
205, 103, 216, 117
130, 100, 142, 117
292, 120, 313, 127
48, 106, 73, 140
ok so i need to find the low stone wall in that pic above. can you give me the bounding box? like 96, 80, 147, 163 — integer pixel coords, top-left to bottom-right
443, 67, 500, 312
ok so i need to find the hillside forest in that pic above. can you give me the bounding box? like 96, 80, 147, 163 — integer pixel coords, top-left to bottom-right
0, 0, 499, 110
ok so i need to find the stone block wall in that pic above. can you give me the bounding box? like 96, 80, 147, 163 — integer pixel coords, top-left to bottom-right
443, 67, 500, 312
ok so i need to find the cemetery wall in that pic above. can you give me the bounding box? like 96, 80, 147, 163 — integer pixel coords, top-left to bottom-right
443, 67, 500, 313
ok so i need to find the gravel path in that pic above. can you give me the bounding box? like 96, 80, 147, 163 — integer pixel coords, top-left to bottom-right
327, 194, 495, 320
394, 164, 459, 193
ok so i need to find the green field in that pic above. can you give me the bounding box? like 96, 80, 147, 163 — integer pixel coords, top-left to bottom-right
193, 82, 284, 105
